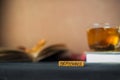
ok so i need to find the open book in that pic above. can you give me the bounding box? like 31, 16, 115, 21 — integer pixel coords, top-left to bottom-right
0, 40, 86, 62
0, 44, 68, 62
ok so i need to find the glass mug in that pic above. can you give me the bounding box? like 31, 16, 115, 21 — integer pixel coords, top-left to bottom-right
87, 23, 120, 51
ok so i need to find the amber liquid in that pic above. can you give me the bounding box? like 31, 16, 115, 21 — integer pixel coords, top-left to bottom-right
87, 27, 119, 51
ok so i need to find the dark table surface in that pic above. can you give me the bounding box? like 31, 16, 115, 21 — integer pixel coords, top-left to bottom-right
0, 62, 120, 80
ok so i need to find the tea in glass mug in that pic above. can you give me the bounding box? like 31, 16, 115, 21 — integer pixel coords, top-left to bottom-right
87, 23, 119, 51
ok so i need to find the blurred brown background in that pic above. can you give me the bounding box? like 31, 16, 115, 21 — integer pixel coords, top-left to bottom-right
0, 0, 120, 53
